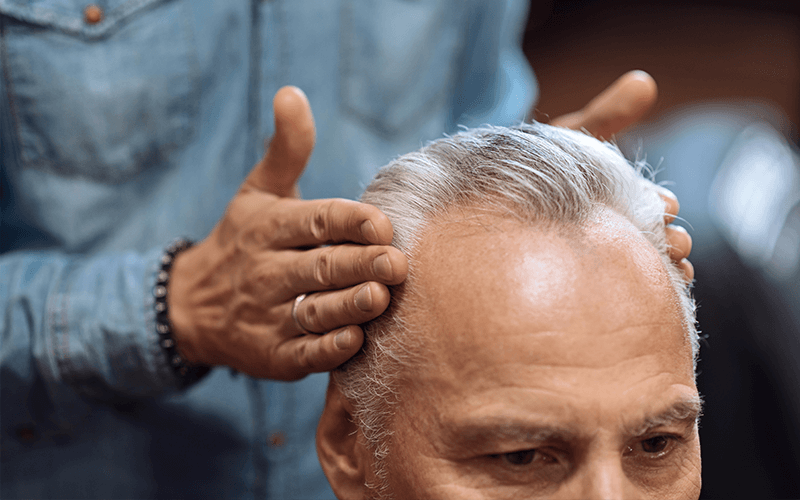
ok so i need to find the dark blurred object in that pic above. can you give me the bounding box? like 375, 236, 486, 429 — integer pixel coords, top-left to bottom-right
526, 2, 800, 497
702, 118, 800, 497
616, 104, 800, 497
525, 0, 800, 131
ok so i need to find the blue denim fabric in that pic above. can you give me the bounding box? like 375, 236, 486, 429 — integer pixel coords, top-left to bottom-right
0, 0, 535, 497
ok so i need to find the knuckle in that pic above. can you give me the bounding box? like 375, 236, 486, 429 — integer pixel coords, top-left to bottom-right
293, 342, 314, 373
356, 246, 377, 273
665, 226, 679, 241
349, 202, 372, 226
313, 247, 337, 288
295, 339, 324, 372
310, 201, 335, 242
667, 228, 691, 253
664, 198, 679, 216
302, 298, 324, 332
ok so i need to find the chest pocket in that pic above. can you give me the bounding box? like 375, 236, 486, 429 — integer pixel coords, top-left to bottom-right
340, 0, 465, 137
0, 0, 199, 183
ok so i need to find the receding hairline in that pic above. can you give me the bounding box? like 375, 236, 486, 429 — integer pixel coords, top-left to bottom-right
387, 202, 686, 349
330, 122, 697, 484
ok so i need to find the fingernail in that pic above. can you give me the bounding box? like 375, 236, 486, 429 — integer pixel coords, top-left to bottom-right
355, 284, 373, 312
361, 220, 378, 243
372, 253, 393, 281
335, 329, 350, 350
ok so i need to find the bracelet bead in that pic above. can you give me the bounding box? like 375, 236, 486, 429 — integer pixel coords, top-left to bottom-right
154, 238, 210, 385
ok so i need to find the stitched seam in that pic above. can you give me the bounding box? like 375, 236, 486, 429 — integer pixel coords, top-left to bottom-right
276, 0, 288, 85
286, 382, 298, 495
3, 1, 200, 183
57, 261, 74, 387
46, 270, 60, 380
44, 258, 73, 388
337, 0, 352, 121
246, 0, 261, 173
0, 16, 26, 167
338, 0, 461, 136
250, 378, 268, 498
446, 0, 475, 123
0, 0, 166, 39
144, 253, 161, 385
177, 0, 200, 155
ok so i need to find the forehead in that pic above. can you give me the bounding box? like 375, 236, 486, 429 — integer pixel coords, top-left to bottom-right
403, 207, 693, 402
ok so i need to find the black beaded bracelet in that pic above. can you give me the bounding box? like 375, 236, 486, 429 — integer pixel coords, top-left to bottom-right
154, 238, 210, 386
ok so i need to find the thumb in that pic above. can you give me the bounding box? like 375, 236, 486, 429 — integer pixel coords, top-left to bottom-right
244, 86, 316, 197
551, 70, 657, 140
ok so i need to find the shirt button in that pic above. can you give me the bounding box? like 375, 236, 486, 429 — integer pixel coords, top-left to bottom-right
84, 5, 103, 24
268, 432, 285, 447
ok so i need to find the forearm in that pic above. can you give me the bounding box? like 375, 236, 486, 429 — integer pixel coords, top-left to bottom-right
1, 247, 185, 404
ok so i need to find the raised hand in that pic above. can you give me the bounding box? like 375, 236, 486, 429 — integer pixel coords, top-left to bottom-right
550, 70, 658, 140
168, 87, 408, 380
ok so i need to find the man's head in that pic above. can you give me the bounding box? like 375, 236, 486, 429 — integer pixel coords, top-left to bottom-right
316, 123, 700, 500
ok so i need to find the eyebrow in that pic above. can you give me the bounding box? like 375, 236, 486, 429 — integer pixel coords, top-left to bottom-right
623, 395, 704, 437
441, 419, 579, 453
441, 396, 704, 452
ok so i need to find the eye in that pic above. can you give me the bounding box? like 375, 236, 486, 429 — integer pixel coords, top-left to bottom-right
491, 449, 557, 467
626, 435, 678, 460
641, 436, 669, 454
483, 448, 570, 486
502, 450, 536, 466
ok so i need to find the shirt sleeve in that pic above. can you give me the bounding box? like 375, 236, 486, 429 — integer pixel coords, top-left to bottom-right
447, 0, 538, 131
1, 246, 187, 417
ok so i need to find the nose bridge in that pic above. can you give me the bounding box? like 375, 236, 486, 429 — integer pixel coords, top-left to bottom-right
579, 450, 631, 500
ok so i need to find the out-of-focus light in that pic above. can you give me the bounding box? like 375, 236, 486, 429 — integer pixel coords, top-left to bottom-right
710, 122, 800, 281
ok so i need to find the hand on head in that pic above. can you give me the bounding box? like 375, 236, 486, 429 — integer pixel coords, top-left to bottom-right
551, 70, 694, 281
167, 86, 408, 380
317, 122, 701, 500
165, 79, 692, 381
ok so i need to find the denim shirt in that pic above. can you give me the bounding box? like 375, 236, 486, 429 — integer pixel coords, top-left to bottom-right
0, 0, 535, 497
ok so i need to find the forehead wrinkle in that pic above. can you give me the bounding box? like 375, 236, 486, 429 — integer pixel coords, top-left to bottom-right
435, 200, 588, 238
412, 323, 686, 380
623, 395, 704, 437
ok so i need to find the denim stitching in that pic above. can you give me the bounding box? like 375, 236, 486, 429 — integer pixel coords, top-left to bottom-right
337, 0, 353, 120
0, 0, 166, 39
177, 0, 201, 156
276, 0, 289, 86
338, 0, 461, 136
0, 15, 25, 170
2, 0, 200, 182
249, 377, 268, 499
246, 0, 261, 172
57, 261, 74, 390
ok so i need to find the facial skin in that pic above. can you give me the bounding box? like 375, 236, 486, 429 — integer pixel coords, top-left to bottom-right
318, 207, 701, 500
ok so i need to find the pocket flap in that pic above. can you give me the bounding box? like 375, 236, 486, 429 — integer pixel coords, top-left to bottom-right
0, 0, 163, 38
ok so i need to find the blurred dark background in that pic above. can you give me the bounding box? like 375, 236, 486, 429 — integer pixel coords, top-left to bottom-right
524, 2, 800, 498
525, 0, 799, 127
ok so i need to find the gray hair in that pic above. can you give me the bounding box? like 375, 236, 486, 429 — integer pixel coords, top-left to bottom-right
333, 122, 697, 487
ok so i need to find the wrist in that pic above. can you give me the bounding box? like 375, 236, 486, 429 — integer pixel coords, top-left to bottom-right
166, 242, 204, 365
155, 239, 210, 385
